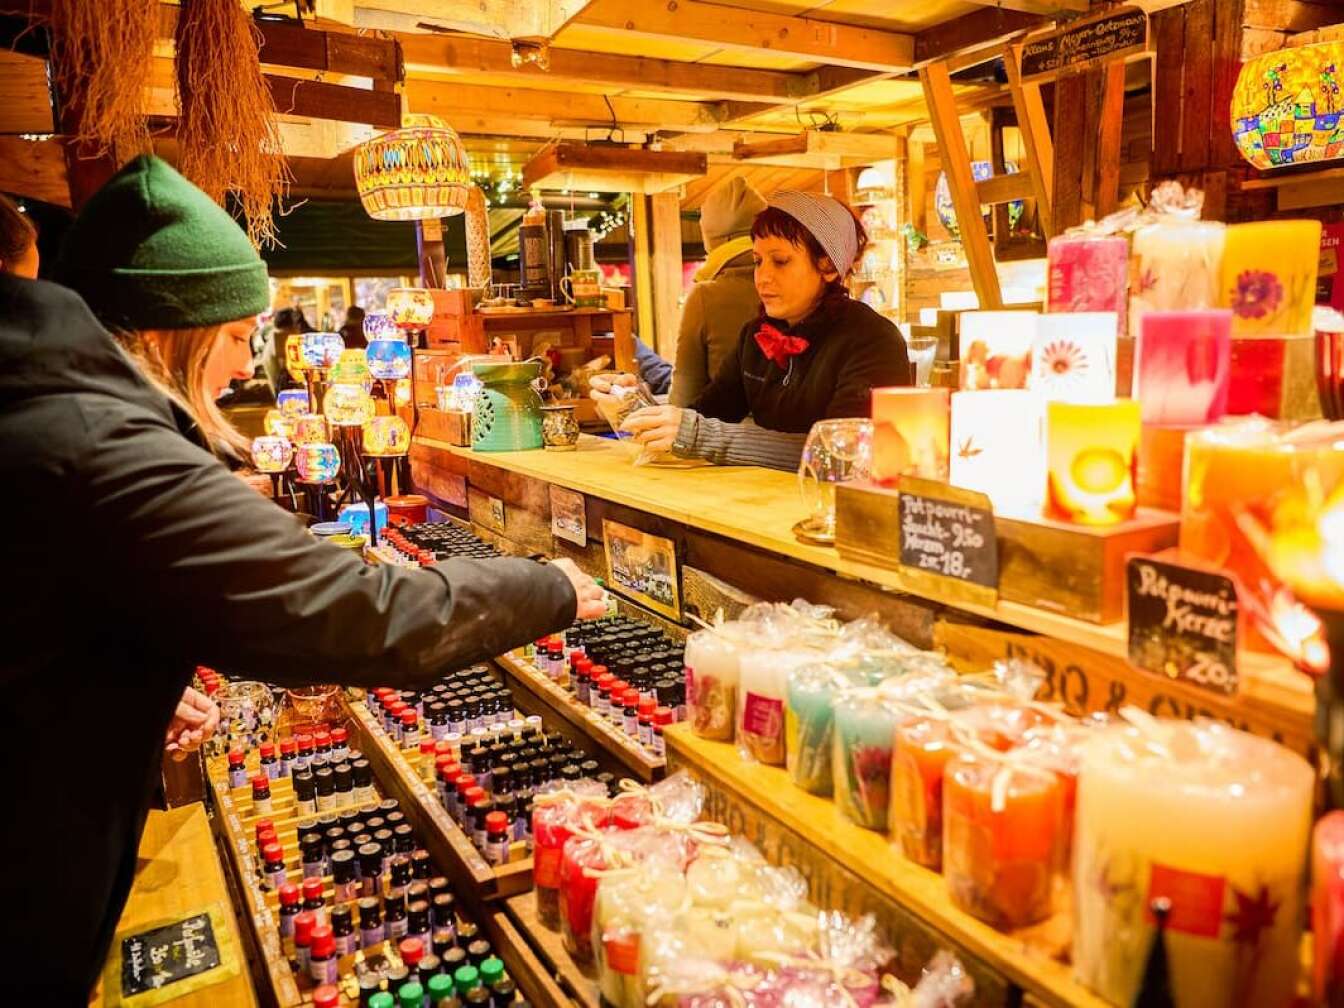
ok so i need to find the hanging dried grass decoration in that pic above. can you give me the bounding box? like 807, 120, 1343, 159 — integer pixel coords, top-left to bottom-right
49, 0, 156, 158
174, 0, 289, 247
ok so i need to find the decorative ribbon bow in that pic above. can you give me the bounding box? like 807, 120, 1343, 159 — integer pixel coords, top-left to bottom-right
754, 322, 809, 369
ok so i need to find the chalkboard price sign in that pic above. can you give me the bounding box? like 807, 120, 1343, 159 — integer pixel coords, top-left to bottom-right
120, 912, 221, 997
1126, 555, 1240, 696
897, 476, 998, 601
1020, 5, 1148, 83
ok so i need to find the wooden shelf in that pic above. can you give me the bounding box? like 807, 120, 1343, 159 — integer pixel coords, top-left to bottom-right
665, 725, 1110, 1008
495, 651, 665, 782
502, 895, 602, 1008
345, 697, 534, 900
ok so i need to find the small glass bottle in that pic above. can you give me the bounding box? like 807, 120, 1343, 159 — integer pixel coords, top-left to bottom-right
227, 748, 247, 789
296, 733, 315, 771
388, 854, 412, 900
334, 762, 355, 805
453, 965, 480, 996
331, 848, 358, 903
398, 982, 425, 1008
313, 983, 341, 1008
315, 766, 336, 812
353, 758, 376, 804
411, 849, 433, 881
479, 957, 506, 989
402, 710, 422, 750
259, 742, 279, 780
332, 903, 357, 957
331, 726, 350, 762
427, 973, 457, 1007
277, 881, 300, 941
407, 900, 432, 952
488, 978, 515, 1008
358, 842, 384, 896
418, 953, 442, 995
301, 876, 327, 926
262, 842, 287, 891
293, 910, 316, 972
358, 896, 384, 949
399, 936, 425, 972
278, 736, 297, 777
294, 771, 317, 816
386, 892, 409, 941
466, 939, 491, 967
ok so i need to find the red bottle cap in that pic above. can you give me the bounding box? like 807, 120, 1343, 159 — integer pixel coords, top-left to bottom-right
463, 786, 485, 805
313, 985, 341, 1008
259, 742, 275, 758
297, 733, 314, 752
302, 877, 324, 902
331, 727, 348, 744
278, 881, 300, 906
257, 825, 278, 847
654, 707, 673, 725
389, 701, 409, 718
638, 697, 656, 715
252, 774, 269, 792
485, 811, 509, 833
262, 842, 284, 865
611, 679, 628, 696
399, 937, 424, 966
575, 658, 593, 676
438, 762, 461, 783
434, 740, 454, 756
280, 737, 297, 755
254, 818, 274, 840
548, 645, 563, 656
374, 687, 395, 700
310, 926, 334, 958
622, 690, 639, 708
227, 749, 244, 766
590, 664, 608, 678
401, 710, 418, 726
420, 739, 437, 756
294, 911, 316, 944
314, 730, 331, 748
455, 773, 476, 796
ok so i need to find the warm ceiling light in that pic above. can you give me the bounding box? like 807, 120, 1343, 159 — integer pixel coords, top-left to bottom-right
1232, 42, 1344, 170
354, 114, 472, 220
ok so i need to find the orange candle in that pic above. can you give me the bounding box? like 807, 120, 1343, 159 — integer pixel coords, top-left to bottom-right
1046, 400, 1141, 525
943, 754, 1064, 929
871, 387, 951, 483
890, 719, 960, 870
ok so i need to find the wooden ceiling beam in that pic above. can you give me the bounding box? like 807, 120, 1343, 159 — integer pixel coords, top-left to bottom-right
956, 0, 1086, 13
340, 0, 594, 41
574, 0, 915, 72
913, 7, 1048, 67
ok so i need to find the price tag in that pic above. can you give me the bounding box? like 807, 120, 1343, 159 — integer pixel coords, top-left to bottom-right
487, 495, 506, 531
1020, 4, 1148, 82
896, 476, 998, 606
116, 910, 226, 1001
550, 485, 588, 547
1126, 554, 1239, 696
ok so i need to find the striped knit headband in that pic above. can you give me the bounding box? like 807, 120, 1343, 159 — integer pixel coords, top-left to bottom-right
765, 190, 860, 279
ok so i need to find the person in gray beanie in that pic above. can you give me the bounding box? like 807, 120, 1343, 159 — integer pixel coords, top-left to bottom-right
610, 191, 910, 471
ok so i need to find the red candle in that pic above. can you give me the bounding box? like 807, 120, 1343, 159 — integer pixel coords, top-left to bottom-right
1047, 234, 1129, 336
1313, 811, 1344, 1003
889, 719, 960, 870
560, 833, 614, 963
1135, 310, 1231, 424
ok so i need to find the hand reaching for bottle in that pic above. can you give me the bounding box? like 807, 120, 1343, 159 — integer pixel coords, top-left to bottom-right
164, 685, 221, 760
550, 558, 608, 620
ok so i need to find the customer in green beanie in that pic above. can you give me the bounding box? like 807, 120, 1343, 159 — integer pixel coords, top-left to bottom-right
0, 153, 606, 1004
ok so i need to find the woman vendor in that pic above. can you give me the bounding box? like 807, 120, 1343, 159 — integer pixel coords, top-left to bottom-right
601, 191, 910, 470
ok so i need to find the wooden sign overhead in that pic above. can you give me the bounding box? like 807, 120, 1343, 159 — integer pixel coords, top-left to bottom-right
1019, 5, 1148, 83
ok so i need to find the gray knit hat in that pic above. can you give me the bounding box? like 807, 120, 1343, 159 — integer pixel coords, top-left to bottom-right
699, 177, 767, 251
765, 191, 860, 278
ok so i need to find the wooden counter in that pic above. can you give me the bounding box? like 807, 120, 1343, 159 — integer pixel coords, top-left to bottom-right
94, 804, 255, 1008
410, 434, 1314, 753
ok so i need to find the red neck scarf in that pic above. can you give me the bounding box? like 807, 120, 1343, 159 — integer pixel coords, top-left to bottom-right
754, 321, 809, 369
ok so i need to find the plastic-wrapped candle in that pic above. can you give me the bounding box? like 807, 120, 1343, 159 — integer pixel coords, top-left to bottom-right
889, 718, 960, 870
367, 338, 413, 380
276, 388, 310, 419
684, 628, 743, 742
363, 416, 411, 457
1073, 719, 1312, 1008
831, 688, 902, 832
738, 648, 822, 766
1134, 310, 1231, 424
251, 435, 293, 474
1029, 313, 1117, 403
1046, 234, 1128, 333
323, 383, 376, 427
300, 331, 344, 370
594, 864, 686, 1008
786, 665, 844, 795
295, 442, 341, 484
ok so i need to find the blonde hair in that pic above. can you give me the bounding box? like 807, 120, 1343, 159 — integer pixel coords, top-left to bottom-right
115, 326, 253, 462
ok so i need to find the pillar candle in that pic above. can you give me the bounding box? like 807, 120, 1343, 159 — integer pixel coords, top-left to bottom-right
949, 390, 1046, 517
1073, 721, 1312, 1008
1029, 312, 1118, 403
559, 834, 608, 963
831, 688, 901, 832
959, 311, 1038, 390
1135, 310, 1232, 424
684, 628, 742, 742
871, 387, 951, 483
1047, 234, 1129, 334
738, 648, 819, 766
1130, 219, 1225, 336
1313, 812, 1344, 1005
1219, 220, 1323, 336
889, 719, 960, 870
1046, 400, 1141, 525
785, 665, 842, 795
943, 754, 1064, 929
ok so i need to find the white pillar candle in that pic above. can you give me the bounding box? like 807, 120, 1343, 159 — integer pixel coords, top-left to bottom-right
949, 390, 1046, 516
1129, 219, 1226, 337
959, 311, 1040, 390
1073, 720, 1312, 1008
1029, 312, 1118, 403
684, 628, 743, 742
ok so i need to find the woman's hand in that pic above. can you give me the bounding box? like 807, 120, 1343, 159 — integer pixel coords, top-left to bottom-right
620, 405, 684, 453
550, 558, 608, 620
164, 686, 221, 760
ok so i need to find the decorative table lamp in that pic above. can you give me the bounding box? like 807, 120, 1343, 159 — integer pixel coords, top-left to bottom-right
387, 287, 436, 347
362, 311, 400, 344
299, 331, 344, 407
1029, 313, 1118, 403
294, 441, 341, 520
251, 435, 294, 510
949, 390, 1046, 516
871, 387, 950, 483
1045, 400, 1140, 525
363, 415, 412, 501
1232, 42, 1344, 171
276, 388, 310, 420
959, 311, 1038, 390
263, 409, 294, 440
329, 348, 372, 392
292, 413, 329, 445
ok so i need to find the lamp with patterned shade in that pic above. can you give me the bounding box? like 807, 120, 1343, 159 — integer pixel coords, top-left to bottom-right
354, 114, 472, 221
1232, 42, 1344, 170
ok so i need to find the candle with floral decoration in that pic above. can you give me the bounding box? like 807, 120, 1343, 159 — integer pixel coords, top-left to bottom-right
889, 718, 960, 870
1073, 719, 1312, 1008
1047, 234, 1128, 334
684, 627, 742, 742
949, 390, 1046, 517
1029, 313, 1117, 403
1129, 219, 1225, 337
958, 311, 1037, 390
831, 688, 901, 831
1046, 400, 1141, 525
1219, 221, 1322, 337
871, 387, 950, 483
1134, 310, 1231, 424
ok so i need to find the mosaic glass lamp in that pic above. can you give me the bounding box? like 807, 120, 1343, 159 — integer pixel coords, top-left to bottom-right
354, 114, 472, 220
1232, 43, 1344, 170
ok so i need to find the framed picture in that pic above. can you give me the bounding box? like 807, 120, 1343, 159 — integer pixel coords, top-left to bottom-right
602, 519, 680, 621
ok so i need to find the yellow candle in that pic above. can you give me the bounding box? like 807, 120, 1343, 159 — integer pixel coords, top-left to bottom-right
1046, 400, 1140, 525
1074, 720, 1312, 1008
1218, 220, 1322, 336
871, 387, 950, 483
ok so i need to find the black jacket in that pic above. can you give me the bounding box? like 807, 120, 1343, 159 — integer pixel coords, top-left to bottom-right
689, 292, 911, 432
0, 277, 577, 1004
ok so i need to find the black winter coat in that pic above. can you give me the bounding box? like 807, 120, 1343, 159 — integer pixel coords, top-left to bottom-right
0, 276, 577, 1004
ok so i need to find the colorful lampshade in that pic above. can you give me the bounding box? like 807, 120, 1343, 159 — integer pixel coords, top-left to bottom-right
263, 409, 295, 440
949, 390, 1046, 516
295, 442, 341, 484
367, 339, 413, 380
959, 311, 1038, 390
1219, 220, 1323, 336
1029, 313, 1118, 403
323, 383, 376, 427
363, 416, 411, 457
1046, 235, 1129, 339
292, 413, 330, 445
362, 312, 401, 343
1232, 42, 1344, 170
394, 378, 412, 408
1129, 219, 1225, 335
353, 113, 472, 221
300, 331, 344, 370
871, 387, 950, 483
284, 333, 306, 380
276, 388, 310, 419
1046, 400, 1140, 525
1135, 310, 1232, 424
386, 288, 436, 330
934, 161, 1023, 239
329, 348, 372, 388
250, 435, 293, 474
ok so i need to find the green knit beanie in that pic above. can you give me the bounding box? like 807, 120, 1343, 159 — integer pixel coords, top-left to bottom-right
55, 154, 269, 330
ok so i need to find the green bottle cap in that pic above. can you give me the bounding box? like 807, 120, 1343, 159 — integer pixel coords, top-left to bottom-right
369, 995, 395, 1008
427, 973, 456, 1002
454, 964, 480, 994
479, 956, 505, 985
398, 981, 425, 1008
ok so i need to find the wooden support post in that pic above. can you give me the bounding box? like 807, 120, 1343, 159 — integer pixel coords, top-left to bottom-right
1151, 5, 1186, 179
1178, 0, 1215, 175
649, 191, 684, 363
988, 108, 1011, 250
907, 138, 927, 234
1095, 61, 1127, 219
1051, 72, 1089, 231
920, 62, 1002, 310
1004, 42, 1054, 238
416, 218, 448, 289
630, 195, 656, 349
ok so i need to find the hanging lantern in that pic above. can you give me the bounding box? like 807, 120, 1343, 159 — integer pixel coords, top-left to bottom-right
1232, 42, 1344, 170
251, 435, 293, 474
367, 339, 413, 380
276, 388, 310, 419
323, 383, 377, 427
363, 416, 411, 457
329, 348, 372, 388
292, 413, 329, 445
386, 288, 435, 331
353, 113, 472, 221
295, 442, 341, 484
300, 331, 344, 370
363, 312, 401, 343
